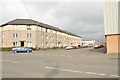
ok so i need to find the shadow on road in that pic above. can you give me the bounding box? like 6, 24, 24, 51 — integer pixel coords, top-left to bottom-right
44, 63, 60, 78
89, 47, 107, 54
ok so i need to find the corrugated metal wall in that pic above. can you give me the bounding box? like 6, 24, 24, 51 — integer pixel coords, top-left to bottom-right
103, 0, 120, 35
118, 1, 120, 34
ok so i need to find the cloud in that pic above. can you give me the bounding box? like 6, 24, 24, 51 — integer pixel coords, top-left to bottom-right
0, 0, 105, 42
0, 0, 29, 24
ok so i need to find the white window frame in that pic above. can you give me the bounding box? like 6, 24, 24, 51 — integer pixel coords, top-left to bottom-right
27, 33, 31, 38
46, 42, 48, 46
27, 25, 31, 30
13, 33, 17, 38
13, 42, 17, 46
46, 35, 48, 39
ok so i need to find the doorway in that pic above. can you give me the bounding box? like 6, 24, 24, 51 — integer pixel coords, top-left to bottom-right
20, 41, 24, 47
58, 42, 60, 47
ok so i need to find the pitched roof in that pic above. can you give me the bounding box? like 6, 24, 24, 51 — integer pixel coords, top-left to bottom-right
0, 19, 81, 38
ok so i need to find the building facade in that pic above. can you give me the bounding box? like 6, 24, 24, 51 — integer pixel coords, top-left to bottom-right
0, 19, 82, 49
82, 40, 98, 47
103, 0, 120, 53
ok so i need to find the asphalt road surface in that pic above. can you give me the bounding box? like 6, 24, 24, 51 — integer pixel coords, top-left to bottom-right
2, 47, 118, 78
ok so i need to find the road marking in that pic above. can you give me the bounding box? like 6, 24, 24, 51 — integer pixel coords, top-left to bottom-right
1, 60, 20, 64
110, 75, 119, 77
45, 66, 118, 77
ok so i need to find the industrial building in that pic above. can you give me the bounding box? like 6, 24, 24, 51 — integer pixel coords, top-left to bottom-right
0, 19, 82, 49
103, 0, 120, 53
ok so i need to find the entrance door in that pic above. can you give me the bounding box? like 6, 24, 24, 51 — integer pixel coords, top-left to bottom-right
58, 42, 60, 47
20, 41, 24, 47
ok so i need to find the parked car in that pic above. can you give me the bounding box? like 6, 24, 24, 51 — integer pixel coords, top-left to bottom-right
82, 45, 88, 48
78, 45, 83, 48
88, 44, 93, 47
79, 45, 83, 48
94, 45, 99, 49
72, 46, 77, 49
12, 47, 32, 53
65, 46, 73, 50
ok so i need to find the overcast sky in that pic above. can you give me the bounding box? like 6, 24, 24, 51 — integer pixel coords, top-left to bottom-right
0, 0, 105, 42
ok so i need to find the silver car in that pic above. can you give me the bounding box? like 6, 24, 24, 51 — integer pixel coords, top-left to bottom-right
65, 46, 73, 50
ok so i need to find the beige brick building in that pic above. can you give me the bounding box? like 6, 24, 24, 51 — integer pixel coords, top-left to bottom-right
0, 19, 82, 49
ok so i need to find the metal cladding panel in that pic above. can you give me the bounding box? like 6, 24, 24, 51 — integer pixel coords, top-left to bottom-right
0, 28, 2, 48
118, 1, 120, 34
103, 0, 120, 35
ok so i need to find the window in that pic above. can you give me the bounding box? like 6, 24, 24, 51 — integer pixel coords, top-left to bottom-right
27, 42, 32, 47
13, 33, 17, 38
27, 25, 31, 30
13, 25, 17, 30
13, 42, 17, 46
27, 33, 31, 38
46, 42, 48, 46
46, 35, 48, 39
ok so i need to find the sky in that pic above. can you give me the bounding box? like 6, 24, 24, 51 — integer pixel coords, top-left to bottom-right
0, 0, 105, 42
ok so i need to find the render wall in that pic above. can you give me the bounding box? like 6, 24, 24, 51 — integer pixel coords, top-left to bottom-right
2, 30, 36, 48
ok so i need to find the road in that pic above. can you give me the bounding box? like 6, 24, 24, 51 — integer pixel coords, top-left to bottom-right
2, 47, 118, 78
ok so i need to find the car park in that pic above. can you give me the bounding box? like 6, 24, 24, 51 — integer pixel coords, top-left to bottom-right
12, 47, 32, 53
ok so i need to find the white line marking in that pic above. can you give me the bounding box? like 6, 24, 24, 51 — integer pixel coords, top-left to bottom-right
71, 70, 84, 73
110, 75, 119, 77
45, 67, 55, 69
1, 60, 20, 64
86, 72, 97, 75
45, 66, 118, 77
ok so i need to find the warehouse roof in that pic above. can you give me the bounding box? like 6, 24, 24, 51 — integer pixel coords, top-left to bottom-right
0, 19, 81, 38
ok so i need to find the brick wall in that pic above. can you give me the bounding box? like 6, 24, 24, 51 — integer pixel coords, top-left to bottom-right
106, 35, 120, 53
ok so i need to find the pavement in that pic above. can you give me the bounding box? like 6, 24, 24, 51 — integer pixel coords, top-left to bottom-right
1, 47, 119, 78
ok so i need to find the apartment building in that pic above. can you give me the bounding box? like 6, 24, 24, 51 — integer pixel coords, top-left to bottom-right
103, 0, 120, 53
0, 19, 82, 49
